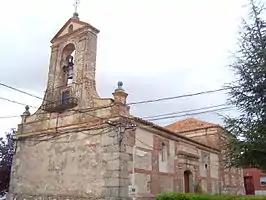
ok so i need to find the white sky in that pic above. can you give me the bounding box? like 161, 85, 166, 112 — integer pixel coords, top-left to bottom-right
0, 0, 249, 136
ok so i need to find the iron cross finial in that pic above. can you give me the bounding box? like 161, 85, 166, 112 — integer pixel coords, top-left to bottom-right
73, 0, 81, 19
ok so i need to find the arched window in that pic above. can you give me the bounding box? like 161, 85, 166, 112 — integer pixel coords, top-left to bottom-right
162, 142, 167, 162
68, 24, 74, 33
204, 164, 208, 170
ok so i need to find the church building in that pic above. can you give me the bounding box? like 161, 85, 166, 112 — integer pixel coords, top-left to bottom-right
8, 6, 245, 200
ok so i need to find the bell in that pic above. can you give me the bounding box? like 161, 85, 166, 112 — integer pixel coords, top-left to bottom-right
66, 55, 74, 66
67, 66, 74, 79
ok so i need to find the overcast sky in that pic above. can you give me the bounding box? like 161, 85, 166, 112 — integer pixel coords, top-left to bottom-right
0, 0, 249, 135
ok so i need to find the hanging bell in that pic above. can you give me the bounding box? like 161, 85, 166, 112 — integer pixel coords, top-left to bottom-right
67, 66, 74, 79
66, 55, 74, 79
67, 55, 74, 66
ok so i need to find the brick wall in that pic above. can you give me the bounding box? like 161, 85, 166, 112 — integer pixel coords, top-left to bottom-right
244, 168, 266, 195
132, 127, 223, 198
180, 128, 219, 149
131, 126, 245, 198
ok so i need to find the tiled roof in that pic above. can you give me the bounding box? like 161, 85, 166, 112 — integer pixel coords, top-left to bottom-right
165, 118, 220, 133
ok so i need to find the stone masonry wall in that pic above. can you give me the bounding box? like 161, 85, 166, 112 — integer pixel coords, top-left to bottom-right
8, 16, 134, 200
9, 123, 128, 200
44, 20, 100, 110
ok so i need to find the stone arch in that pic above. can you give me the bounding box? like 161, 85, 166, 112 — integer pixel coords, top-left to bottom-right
61, 43, 76, 85
184, 170, 193, 193
62, 43, 75, 61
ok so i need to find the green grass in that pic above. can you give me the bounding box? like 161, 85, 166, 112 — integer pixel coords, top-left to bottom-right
156, 193, 266, 200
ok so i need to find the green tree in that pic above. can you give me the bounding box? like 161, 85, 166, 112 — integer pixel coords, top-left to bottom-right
225, 0, 266, 170
0, 130, 14, 195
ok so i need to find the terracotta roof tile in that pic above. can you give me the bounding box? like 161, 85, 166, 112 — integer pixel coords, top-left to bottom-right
165, 118, 219, 133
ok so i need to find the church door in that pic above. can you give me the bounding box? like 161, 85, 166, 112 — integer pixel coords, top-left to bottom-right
184, 170, 192, 193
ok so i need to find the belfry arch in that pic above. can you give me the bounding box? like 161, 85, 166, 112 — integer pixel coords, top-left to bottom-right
61, 43, 76, 86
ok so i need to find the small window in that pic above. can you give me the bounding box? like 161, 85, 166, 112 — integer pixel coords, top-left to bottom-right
260, 176, 266, 186
61, 90, 70, 105
68, 24, 74, 33
162, 142, 167, 162
204, 164, 208, 170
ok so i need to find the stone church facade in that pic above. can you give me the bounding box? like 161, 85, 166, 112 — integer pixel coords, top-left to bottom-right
8, 15, 245, 200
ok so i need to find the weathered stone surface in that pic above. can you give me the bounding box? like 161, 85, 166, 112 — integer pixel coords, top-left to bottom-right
9, 193, 102, 200
102, 187, 119, 197
10, 130, 106, 195
103, 170, 128, 179
135, 150, 152, 171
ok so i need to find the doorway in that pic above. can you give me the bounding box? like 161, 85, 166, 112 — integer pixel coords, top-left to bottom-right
244, 176, 255, 195
184, 170, 192, 193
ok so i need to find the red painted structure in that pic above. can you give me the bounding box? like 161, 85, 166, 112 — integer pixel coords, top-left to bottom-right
243, 168, 266, 195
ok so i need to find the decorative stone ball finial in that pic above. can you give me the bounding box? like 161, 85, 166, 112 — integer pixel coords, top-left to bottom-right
118, 81, 123, 89
21, 105, 31, 124
115, 81, 125, 92
112, 81, 129, 107
73, 12, 79, 19
22, 105, 31, 116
